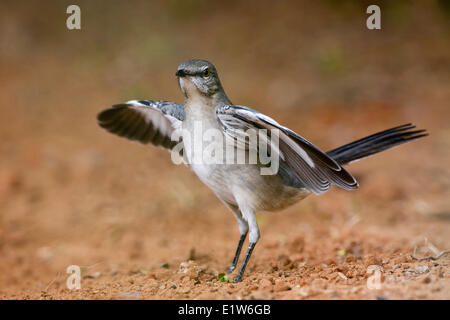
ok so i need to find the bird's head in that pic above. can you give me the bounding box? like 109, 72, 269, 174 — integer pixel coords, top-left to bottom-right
175, 59, 225, 101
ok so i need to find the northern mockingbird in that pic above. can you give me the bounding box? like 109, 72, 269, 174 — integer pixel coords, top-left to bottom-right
97, 59, 427, 282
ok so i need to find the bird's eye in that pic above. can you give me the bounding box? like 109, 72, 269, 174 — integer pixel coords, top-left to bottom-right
202, 69, 210, 78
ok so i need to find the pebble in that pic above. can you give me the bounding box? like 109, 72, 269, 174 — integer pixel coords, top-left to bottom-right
414, 266, 430, 274
337, 272, 348, 280
422, 276, 431, 284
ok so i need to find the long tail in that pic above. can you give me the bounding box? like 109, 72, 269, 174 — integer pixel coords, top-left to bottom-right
326, 123, 428, 165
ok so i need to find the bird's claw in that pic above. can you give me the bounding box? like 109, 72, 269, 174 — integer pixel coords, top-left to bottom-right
233, 274, 243, 283
227, 265, 236, 274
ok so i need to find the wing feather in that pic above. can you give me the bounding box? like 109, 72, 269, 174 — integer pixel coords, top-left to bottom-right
97, 100, 185, 150
216, 105, 358, 194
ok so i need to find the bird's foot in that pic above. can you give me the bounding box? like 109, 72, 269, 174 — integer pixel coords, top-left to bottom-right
227, 265, 236, 274
233, 274, 243, 283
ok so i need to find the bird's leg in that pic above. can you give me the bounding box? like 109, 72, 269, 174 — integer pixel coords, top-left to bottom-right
227, 210, 249, 274
233, 211, 260, 283
233, 242, 257, 283
227, 231, 248, 274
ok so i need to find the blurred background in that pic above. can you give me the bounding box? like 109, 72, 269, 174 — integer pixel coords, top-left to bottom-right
0, 0, 449, 299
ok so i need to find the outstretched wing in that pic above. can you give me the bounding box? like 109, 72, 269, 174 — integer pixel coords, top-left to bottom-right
216, 105, 358, 194
97, 100, 185, 149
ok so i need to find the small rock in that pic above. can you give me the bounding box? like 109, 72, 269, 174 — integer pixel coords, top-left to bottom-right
337, 272, 348, 280
422, 276, 431, 284
414, 266, 430, 274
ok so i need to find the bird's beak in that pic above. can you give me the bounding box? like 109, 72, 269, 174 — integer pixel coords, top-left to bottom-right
175, 69, 187, 77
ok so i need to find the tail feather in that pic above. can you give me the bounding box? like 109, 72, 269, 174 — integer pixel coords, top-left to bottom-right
326, 124, 428, 165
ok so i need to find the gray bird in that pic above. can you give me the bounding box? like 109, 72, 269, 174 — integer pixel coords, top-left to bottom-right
97, 59, 427, 282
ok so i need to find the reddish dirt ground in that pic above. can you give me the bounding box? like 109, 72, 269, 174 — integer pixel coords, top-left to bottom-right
0, 1, 449, 299
1, 100, 448, 300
